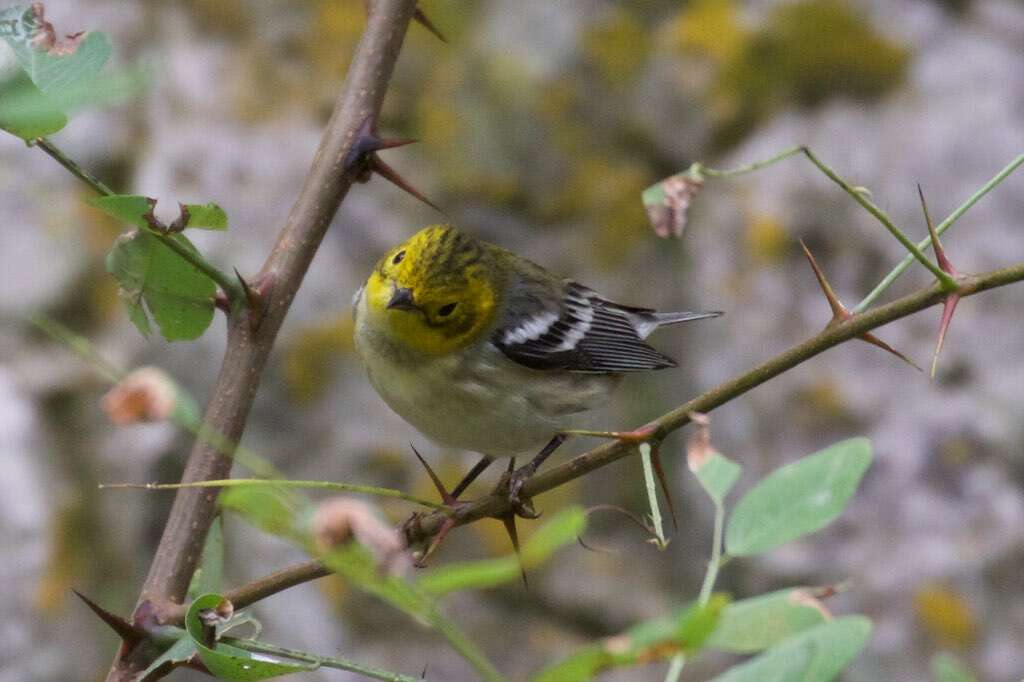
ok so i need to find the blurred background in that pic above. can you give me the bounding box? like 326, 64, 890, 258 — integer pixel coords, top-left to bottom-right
2, 0, 1023, 680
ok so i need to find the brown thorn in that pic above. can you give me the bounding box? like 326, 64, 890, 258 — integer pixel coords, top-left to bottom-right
368, 155, 442, 212
343, 114, 417, 173
858, 332, 923, 372
410, 444, 455, 506
500, 513, 528, 588
413, 7, 448, 43
647, 443, 678, 530
800, 240, 920, 370
234, 268, 255, 305
917, 184, 962, 378
799, 239, 845, 320
73, 589, 144, 648
931, 293, 961, 378
416, 516, 455, 568
233, 268, 269, 332
918, 184, 958, 276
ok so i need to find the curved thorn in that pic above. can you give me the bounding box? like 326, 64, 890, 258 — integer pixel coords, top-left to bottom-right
413, 7, 448, 43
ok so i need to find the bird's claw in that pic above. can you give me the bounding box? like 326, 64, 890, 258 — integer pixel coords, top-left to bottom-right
500, 465, 542, 520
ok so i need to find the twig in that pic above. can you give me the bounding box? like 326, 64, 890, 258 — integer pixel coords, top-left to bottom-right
145, 259, 1024, 622
223, 638, 419, 682
855, 154, 1024, 312
32, 137, 243, 302
638, 443, 668, 549
162, 561, 332, 624
100, 478, 449, 511
798, 147, 957, 290
694, 147, 1022, 311
33, 136, 115, 195
404, 260, 1024, 546
107, 1, 421, 678
696, 497, 725, 607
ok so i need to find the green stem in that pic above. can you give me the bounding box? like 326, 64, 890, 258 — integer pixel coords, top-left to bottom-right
224, 638, 420, 682
32, 136, 243, 302
697, 499, 725, 607
151, 229, 243, 301
639, 443, 668, 549
26, 313, 283, 479
99, 478, 449, 511
797, 147, 958, 290
664, 654, 686, 682
429, 611, 508, 682
33, 136, 116, 195
27, 312, 124, 383
698, 145, 805, 178
854, 154, 1024, 312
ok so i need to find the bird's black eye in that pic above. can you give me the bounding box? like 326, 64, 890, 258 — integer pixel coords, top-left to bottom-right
392, 250, 406, 265
437, 302, 457, 317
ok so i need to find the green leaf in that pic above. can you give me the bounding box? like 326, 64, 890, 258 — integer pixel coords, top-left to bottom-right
105, 229, 216, 341
138, 635, 197, 680
930, 652, 977, 682
185, 594, 318, 680
219, 485, 305, 541
533, 597, 728, 682
694, 452, 742, 503
0, 8, 145, 139
89, 194, 153, 227
725, 438, 872, 556
185, 202, 229, 230
706, 588, 828, 653
710, 616, 872, 682
0, 7, 110, 94
0, 73, 66, 138
189, 517, 224, 601
223, 486, 504, 681
417, 507, 586, 596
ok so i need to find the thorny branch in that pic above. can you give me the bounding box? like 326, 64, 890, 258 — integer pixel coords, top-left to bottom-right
105, 0, 422, 678
402, 261, 1024, 544
158, 257, 1024, 623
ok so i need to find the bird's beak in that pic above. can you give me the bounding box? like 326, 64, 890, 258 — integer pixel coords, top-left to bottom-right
386, 286, 418, 311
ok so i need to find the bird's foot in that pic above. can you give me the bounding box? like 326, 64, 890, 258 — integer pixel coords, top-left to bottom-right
497, 458, 542, 520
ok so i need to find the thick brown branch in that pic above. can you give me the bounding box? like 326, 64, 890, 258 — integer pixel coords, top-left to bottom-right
162, 561, 331, 624
107, 1, 419, 679
403, 261, 1024, 545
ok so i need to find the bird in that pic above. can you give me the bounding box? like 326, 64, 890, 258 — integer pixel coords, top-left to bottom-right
352, 224, 720, 548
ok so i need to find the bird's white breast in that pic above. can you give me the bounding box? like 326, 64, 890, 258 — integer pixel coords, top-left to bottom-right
353, 292, 616, 457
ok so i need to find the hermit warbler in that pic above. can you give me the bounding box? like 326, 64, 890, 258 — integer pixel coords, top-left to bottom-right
353, 225, 720, 509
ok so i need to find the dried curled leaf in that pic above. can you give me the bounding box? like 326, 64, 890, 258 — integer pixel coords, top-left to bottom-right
312, 498, 410, 576
642, 172, 704, 238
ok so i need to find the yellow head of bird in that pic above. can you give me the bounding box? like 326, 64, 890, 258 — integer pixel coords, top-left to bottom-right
363, 225, 498, 354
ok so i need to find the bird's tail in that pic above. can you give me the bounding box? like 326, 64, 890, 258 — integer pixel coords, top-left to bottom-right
652, 310, 723, 326
635, 310, 722, 338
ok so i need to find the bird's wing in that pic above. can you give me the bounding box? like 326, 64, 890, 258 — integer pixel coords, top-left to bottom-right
492, 280, 677, 373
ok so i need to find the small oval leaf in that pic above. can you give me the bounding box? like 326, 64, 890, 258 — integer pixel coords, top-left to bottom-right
726, 438, 872, 556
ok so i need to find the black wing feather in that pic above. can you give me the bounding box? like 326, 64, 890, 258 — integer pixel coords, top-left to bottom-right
493, 281, 676, 373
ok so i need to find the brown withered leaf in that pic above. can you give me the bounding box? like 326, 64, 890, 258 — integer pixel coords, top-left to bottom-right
27, 3, 87, 55
312, 498, 410, 576
101, 367, 177, 425
643, 173, 704, 238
